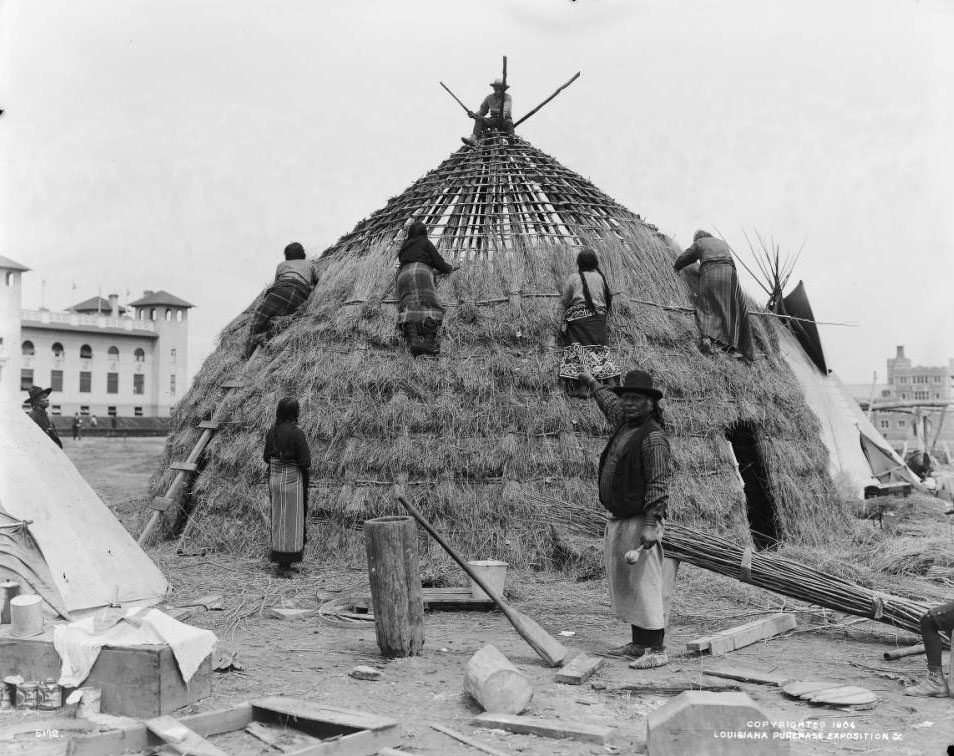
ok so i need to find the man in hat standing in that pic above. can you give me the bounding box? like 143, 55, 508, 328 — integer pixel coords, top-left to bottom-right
462, 78, 513, 147
25, 386, 62, 449
579, 369, 674, 669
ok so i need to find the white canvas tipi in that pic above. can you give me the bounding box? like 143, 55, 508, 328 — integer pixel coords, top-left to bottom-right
0, 402, 168, 617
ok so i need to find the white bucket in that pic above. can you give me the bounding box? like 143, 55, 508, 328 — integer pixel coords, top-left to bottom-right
9, 595, 43, 638
467, 560, 508, 601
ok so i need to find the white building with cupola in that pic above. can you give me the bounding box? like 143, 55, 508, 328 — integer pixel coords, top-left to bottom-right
0, 255, 192, 417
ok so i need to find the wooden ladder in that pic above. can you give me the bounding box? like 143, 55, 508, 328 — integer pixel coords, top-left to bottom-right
137, 351, 257, 548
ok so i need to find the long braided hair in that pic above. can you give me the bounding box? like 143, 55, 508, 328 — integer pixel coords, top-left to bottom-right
576, 247, 612, 312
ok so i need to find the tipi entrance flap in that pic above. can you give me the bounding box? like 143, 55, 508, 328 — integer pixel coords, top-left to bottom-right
0, 403, 168, 613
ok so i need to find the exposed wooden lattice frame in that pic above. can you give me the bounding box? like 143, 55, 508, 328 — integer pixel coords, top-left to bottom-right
322, 132, 657, 261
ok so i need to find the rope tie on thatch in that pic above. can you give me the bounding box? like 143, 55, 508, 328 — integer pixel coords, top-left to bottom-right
739, 546, 753, 583
871, 595, 886, 620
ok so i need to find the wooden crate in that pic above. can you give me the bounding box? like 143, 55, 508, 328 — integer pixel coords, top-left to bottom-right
0, 632, 211, 717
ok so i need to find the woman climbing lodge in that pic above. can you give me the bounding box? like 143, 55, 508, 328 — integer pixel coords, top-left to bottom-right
263, 397, 311, 577
674, 230, 753, 361
558, 247, 619, 397
396, 220, 457, 357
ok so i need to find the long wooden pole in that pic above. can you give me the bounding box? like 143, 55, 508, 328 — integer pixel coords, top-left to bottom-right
440, 81, 472, 116
394, 492, 568, 667
512, 72, 581, 128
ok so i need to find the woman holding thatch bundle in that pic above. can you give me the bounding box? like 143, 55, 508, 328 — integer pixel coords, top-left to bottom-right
263, 397, 311, 576
674, 230, 753, 361
396, 221, 457, 357
558, 247, 619, 397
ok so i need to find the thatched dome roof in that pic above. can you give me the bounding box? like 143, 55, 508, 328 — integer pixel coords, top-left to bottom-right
152, 133, 846, 568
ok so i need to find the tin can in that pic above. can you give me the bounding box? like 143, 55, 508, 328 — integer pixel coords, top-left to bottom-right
16, 681, 40, 709
38, 679, 61, 710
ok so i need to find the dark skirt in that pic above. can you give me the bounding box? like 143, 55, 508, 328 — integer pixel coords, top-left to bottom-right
697, 260, 753, 360
247, 279, 312, 351
268, 460, 307, 563
559, 306, 619, 380
397, 262, 444, 355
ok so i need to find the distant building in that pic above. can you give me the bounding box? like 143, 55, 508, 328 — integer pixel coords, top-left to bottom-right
846, 346, 954, 453
0, 255, 192, 417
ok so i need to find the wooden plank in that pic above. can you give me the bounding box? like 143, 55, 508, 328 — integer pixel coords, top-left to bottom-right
606, 681, 741, 694
707, 614, 797, 655
472, 713, 612, 745
145, 715, 229, 756
555, 653, 603, 685
251, 697, 398, 734
245, 721, 320, 753
431, 723, 512, 756
169, 461, 199, 473
702, 663, 791, 686
284, 727, 401, 756
197, 420, 221, 430
686, 634, 716, 652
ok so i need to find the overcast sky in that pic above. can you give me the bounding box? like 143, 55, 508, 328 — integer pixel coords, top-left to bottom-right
1, 0, 951, 385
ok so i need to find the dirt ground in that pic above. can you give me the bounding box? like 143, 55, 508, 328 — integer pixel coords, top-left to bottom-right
39, 438, 954, 753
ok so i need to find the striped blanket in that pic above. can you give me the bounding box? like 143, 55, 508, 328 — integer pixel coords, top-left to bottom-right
268, 460, 306, 564
246, 278, 312, 354
396, 262, 445, 326
697, 260, 753, 360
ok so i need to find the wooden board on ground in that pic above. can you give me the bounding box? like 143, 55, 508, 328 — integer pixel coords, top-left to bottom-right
61, 697, 400, 756
145, 715, 228, 756
349, 587, 494, 612
606, 680, 741, 695
782, 681, 877, 706
245, 720, 321, 752
555, 653, 604, 685
472, 712, 612, 744
688, 614, 796, 655
702, 663, 791, 686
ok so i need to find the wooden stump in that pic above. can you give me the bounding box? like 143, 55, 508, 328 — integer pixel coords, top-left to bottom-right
463, 644, 533, 714
364, 516, 424, 657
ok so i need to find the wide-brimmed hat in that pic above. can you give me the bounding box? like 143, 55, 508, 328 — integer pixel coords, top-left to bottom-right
489, 78, 509, 90
25, 386, 53, 403
609, 370, 663, 400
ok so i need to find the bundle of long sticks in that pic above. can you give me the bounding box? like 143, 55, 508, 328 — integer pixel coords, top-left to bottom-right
532, 494, 945, 644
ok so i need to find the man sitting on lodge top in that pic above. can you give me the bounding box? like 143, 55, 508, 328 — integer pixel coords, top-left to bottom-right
462, 78, 513, 147
245, 242, 320, 357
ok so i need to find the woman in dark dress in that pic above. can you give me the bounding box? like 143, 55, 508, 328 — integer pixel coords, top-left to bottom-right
263, 398, 311, 575
395, 220, 456, 356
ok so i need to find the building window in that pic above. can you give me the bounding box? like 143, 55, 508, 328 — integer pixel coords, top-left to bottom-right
5, 271, 13, 286
50, 370, 63, 391
176, 310, 183, 322
107, 372, 119, 394
933, 376, 942, 384
134, 348, 145, 362
80, 344, 92, 359
20, 368, 33, 390
21, 340, 35, 356
52, 342, 64, 358
133, 374, 144, 395
897, 420, 907, 429
901, 393, 908, 400
165, 308, 172, 321
899, 376, 908, 384
169, 375, 176, 395
50, 405, 61, 416
936, 393, 942, 399
880, 389, 891, 397
134, 406, 143, 417
914, 391, 929, 400
879, 419, 889, 429
170, 348, 177, 362
79, 371, 92, 392
108, 345, 119, 359
107, 406, 117, 417
80, 405, 90, 416
138, 309, 145, 321
150, 308, 156, 321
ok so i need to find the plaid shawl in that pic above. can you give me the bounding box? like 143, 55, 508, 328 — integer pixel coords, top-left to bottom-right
396, 262, 445, 326
697, 260, 753, 360
248, 279, 312, 339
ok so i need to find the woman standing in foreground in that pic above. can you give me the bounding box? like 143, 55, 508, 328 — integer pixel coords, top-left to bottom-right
263, 397, 311, 575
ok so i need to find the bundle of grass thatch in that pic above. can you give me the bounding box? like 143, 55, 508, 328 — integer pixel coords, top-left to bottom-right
150, 134, 845, 570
